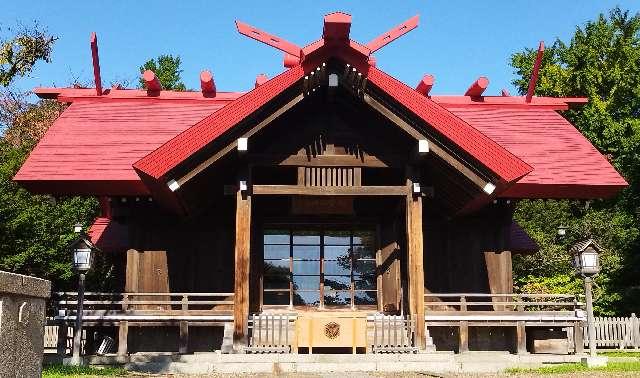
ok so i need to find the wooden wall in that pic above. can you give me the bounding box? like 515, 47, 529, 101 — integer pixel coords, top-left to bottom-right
115, 199, 236, 294
423, 202, 515, 295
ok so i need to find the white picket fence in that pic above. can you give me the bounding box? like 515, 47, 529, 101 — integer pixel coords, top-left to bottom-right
584, 313, 640, 349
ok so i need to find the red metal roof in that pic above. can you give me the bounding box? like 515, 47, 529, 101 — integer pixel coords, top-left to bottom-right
440, 105, 627, 198
14, 96, 240, 195
13, 11, 627, 203
367, 67, 533, 183
133, 65, 305, 180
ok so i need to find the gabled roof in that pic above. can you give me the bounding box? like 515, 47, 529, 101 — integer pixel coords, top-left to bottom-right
440, 104, 627, 198
133, 65, 305, 180
14, 95, 240, 195
14, 11, 627, 207
132, 13, 532, 190
366, 67, 532, 183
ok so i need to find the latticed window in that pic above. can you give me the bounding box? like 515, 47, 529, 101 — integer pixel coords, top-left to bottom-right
262, 227, 377, 308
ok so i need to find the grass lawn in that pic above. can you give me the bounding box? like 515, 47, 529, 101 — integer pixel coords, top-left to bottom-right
506, 361, 640, 374
42, 364, 128, 378
599, 350, 640, 357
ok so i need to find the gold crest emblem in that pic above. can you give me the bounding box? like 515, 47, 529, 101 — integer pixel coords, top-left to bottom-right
324, 321, 340, 339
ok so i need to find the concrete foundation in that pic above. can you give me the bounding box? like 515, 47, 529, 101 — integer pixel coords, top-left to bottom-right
0, 271, 51, 378
80, 351, 593, 374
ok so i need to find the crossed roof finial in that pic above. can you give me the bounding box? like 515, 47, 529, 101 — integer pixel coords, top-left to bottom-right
235, 12, 419, 67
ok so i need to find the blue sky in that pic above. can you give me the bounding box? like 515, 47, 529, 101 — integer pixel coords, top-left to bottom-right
3, 1, 639, 96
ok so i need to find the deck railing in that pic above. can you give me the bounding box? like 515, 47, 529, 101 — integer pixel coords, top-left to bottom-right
424, 293, 583, 312
52, 291, 234, 318
49, 291, 235, 356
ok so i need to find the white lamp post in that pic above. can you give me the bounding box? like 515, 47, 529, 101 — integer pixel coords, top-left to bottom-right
570, 239, 601, 357
69, 223, 97, 365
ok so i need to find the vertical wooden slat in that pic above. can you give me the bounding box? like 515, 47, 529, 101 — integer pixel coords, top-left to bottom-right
354, 167, 362, 186
233, 181, 252, 350
373, 315, 378, 351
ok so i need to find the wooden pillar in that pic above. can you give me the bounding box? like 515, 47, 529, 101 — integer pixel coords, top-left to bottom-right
574, 321, 584, 354
179, 321, 189, 354
406, 167, 426, 349
117, 321, 128, 356
459, 320, 469, 353
516, 321, 527, 354
233, 178, 251, 351
56, 323, 68, 356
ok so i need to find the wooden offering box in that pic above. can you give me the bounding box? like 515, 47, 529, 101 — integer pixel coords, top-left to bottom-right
294, 312, 367, 353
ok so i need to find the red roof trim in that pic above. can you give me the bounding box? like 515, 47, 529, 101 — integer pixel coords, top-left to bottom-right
134, 65, 305, 179
13, 179, 150, 196
34, 87, 244, 102
430, 95, 588, 110
366, 67, 533, 183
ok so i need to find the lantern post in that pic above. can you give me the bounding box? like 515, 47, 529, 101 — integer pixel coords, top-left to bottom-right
570, 239, 601, 357
69, 223, 96, 365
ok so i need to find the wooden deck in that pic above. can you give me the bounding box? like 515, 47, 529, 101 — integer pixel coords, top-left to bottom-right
49, 291, 587, 355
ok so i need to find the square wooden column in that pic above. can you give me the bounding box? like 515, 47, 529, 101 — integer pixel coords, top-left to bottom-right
406, 169, 426, 350
233, 184, 251, 351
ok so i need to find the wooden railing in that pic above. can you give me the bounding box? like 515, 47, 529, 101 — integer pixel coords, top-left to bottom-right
371, 314, 419, 353
49, 291, 235, 356
247, 313, 295, 353
584, 314, 640, 349
52, 292, 234, 318
424, 293, 583, 312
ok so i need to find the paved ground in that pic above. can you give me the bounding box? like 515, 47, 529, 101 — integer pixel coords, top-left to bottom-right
119, 372, 640, 377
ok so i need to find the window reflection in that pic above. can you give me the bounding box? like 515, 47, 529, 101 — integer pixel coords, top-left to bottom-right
263, 228, 377, 308
293, 291, 320, 306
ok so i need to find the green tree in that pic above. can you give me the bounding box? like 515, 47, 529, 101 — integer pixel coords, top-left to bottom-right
138, 54, 186, 90
0, 24, 107, 290
0, 23, 56, 86
510, 7, 640, 315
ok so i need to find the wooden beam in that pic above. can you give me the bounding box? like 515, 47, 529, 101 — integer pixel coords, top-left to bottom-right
255, 74, 268, 88
323, 12, 352, 42
235, 20, 302, 57
406, 169, 426, 350
89, 32, 102, 96
249, 153, 400, 168
464, 76, 489, 97
526, 41, 545, 103
415, 74, 434, 96
233, 179, 251, 351
200, 70, 216, 95
142, 70, 162, 91
362, 93, 491, 190
366, 15, 420, 53
252, 185, 409, 196
176, 93, 304, 187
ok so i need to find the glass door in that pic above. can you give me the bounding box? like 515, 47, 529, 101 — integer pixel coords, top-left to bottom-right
262, 225, 377, 309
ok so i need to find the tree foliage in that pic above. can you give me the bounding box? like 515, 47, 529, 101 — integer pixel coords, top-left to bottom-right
510, 7, 640, 315
138, 54, 186, 91
0, 23, 56, 87
0, 24, 105, 290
